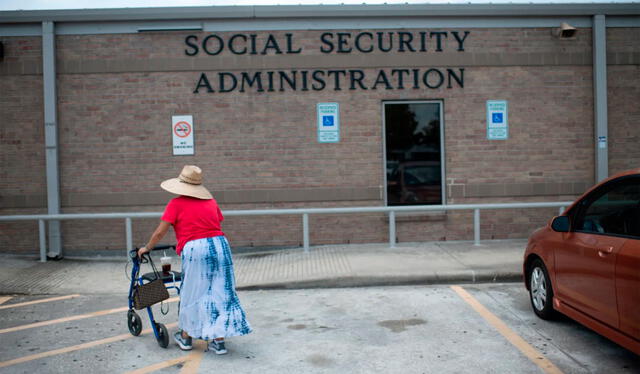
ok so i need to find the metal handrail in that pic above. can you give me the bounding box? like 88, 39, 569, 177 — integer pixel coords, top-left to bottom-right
0, 201, 572, 262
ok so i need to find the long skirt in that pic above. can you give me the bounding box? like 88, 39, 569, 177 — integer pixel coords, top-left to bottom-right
179, 236, 252, 340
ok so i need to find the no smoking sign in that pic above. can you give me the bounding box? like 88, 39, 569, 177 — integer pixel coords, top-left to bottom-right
171, 115, 194, 155
174, 121, 192, 138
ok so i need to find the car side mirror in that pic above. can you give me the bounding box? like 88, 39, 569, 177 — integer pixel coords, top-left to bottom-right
551, 216, 570, 232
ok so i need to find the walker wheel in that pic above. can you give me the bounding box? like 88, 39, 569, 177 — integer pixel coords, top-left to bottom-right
156, 322, 169, 348
127, 309, 142, 336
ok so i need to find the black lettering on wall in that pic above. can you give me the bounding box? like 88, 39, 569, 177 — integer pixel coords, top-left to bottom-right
267, 71, 275, 91
447, 68, 464, 88
419, 32, 427, 52
194, 73, 214, 93
327, 70, 347, 90
412, 69, 421, 89
320, 33, 334, 53
185, 35, 199, 56
430, 32, 447, 52
391, 69, 410, 89
349, 70, 367, 90
203, 34, 224, 56
240, 72, 264, 92
355, 32, 374, 53
423, 68, 444, 89
249, 34, 258, 55
312, 70, 326, 90
452, 31, 470, 51
373, 70, 393, 90
229, 34, 248, 55
192, 68, 464, 93
279, 71, 297, 91
301, 71, 309, 91
398, 32, 415, 52
286, 33, 302, 54
337, 33, 352, 53
262, 35, 283, 55
219, 72, 238, 92
377, 32, 393, 53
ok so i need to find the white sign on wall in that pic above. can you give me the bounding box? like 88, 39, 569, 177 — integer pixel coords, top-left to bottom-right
172, 115, 194, 155
486, 100, 508, 140
317, 102, 340, 143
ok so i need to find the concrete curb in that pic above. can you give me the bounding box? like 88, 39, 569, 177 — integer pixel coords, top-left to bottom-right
237, 272, 523, 290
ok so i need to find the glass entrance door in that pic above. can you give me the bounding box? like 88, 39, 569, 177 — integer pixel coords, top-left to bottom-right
384, 101, 444, 206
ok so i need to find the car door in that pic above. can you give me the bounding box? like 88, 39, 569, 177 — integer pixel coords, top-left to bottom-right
555, 176, 640, 328
616, 233, 640, 339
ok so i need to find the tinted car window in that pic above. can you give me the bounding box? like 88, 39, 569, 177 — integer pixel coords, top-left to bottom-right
576, 177, 640, 237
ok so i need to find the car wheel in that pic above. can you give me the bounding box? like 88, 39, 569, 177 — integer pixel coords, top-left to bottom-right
528, 259, 555, 320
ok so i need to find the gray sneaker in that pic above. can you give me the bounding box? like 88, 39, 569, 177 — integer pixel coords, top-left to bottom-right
174, 331, 193, 351
208, 339, 227, 355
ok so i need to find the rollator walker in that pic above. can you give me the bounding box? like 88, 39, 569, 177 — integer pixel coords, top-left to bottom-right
126, 244, 181, 348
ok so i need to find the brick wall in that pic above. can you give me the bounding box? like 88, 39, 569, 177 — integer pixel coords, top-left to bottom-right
1, 26, 638, 254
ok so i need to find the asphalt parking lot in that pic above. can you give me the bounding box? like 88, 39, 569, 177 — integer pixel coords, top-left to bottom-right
0, 284, 638, 374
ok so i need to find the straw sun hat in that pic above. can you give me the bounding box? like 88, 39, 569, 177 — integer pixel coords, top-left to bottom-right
160, 165, 213, 200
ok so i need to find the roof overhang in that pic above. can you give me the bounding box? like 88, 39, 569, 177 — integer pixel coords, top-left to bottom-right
1, 3, 639, 24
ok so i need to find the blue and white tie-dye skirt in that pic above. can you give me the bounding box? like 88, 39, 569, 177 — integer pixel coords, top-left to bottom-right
179, 236, 252, 340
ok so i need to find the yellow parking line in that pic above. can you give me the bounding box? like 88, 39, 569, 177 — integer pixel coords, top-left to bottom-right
0, 296, 12, 305
451, 285, 564, 374
0, 294, 79, 310
180, 341, 206, 374
125, 341, 206, 374
0, 297, 178, 334
0, 322, 178, 369
125, 352, 193, 374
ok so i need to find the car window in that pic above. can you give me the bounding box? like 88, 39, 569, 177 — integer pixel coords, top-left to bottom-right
576, 177, 640, 238
403, 165, 440, 186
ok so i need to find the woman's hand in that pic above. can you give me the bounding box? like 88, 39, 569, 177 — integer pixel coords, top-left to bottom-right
137, 246, 151, 258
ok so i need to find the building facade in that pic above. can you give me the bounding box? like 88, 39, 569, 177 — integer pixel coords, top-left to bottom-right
1, 4, 639, 255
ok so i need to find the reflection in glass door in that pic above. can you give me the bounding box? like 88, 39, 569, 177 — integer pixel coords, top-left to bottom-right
384, 101, 444, 206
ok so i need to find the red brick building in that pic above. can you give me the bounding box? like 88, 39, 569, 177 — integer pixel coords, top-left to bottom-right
1, 4, 639, 256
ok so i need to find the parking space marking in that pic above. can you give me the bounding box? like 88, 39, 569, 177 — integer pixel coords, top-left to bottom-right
451, 285, 564, 374
179, 341, 206, 374
0, 294, 79, 310
125, 341, 206, 374
0, 297, 179, 334
125, 354, 193, 374
0, 322, 178, 369
0, 296, 12, 305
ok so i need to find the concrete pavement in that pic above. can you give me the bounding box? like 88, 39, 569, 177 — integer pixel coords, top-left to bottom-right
0, 239, 526, 295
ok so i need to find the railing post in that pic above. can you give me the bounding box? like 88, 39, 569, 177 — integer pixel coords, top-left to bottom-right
302, 213, 309, 252
125, 217, 133, 256
389, 211, 396, 248
38, 219, 47, 262
474, 209, 481, 246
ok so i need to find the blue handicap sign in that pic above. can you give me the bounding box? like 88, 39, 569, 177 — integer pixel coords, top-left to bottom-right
492, 113, 503, 124
322, 115, 334, 127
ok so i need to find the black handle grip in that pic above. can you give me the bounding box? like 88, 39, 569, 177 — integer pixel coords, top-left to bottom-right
150, 244, 176, 251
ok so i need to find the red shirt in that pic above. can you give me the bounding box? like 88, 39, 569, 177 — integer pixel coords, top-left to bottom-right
161, 196, 225, 255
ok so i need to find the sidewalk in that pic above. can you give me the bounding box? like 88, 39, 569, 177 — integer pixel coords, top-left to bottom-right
0, 239, 526, 295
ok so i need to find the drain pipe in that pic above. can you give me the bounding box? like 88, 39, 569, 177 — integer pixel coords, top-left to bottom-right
593, 15, 608, 183
42, 21, 62, 258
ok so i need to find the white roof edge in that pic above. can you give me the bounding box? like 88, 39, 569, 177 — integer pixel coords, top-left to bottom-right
1, 3, 639, 23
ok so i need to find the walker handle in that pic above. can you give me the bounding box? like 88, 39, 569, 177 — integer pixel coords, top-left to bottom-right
150, 244, 176, 252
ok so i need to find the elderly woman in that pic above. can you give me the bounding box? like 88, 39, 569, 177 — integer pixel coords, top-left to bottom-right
137, 165, 251, 354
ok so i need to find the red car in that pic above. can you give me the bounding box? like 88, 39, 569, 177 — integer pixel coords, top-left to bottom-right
524, 169, 640, 355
